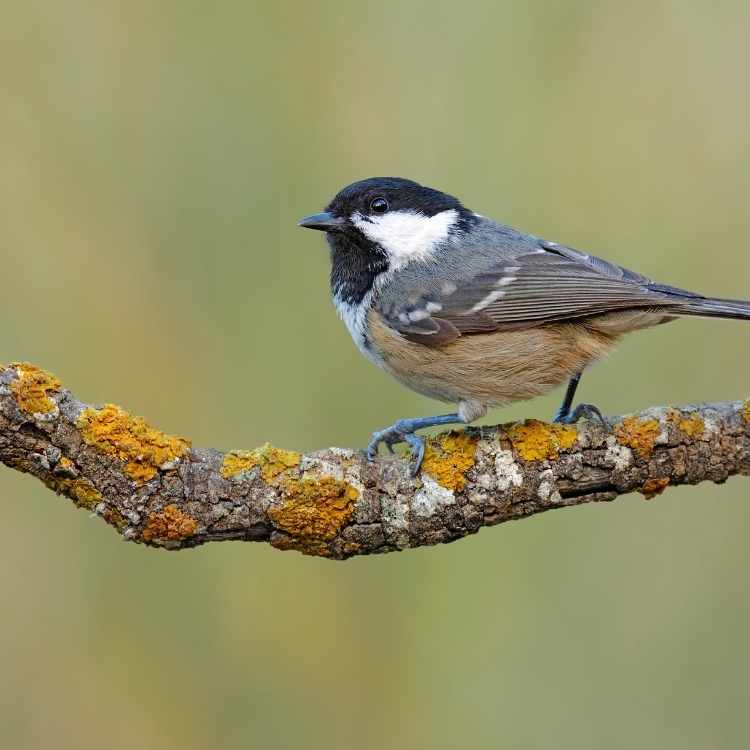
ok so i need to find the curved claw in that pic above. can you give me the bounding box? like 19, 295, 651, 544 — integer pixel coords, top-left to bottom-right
555, 402, 607, 425
365, 423, 426, 476
403, 433, 426, 477
365, 432, 384, 462
365, 413, 461, 476
366, 428, 399, 462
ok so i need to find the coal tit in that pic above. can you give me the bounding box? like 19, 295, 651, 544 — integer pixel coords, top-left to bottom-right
299, 177, 750, 474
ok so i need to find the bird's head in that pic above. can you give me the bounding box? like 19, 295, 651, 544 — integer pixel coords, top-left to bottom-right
299, 177, 469, 273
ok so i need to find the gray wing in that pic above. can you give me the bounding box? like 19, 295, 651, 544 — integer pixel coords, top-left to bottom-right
376, 232, 702, 347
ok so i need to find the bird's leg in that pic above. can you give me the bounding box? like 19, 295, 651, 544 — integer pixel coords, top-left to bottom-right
553, 372, 606, 424
553, 373, 581, 422
366, 413, 462, 476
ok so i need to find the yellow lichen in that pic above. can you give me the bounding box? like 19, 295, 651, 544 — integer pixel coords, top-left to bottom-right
508, 420, 577, 462
221, 443, 300, 482
269, 476, 358, 556
9, 362, 61, 414
667, 409, 704, 440
743, 401, 750, 425
45, 476, 103, 509
640, 477, 670, 499
422, 431, 478, 491
58, 457, 75, 472
76, 404, 191, 484
615, 416, 660, 459
142, 504, 197, 543
677, 414, 704, 439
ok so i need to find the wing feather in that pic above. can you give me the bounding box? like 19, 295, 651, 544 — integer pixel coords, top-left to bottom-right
376, 234, 700, 346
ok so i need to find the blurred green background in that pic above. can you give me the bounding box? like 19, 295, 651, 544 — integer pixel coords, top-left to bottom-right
2, 1, 750, 748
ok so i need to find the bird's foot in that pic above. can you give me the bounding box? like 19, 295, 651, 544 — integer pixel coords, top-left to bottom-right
553, 403, 607, 425
366, 420, 426, 477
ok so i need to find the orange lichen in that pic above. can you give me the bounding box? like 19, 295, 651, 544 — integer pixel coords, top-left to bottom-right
667, 409, 704, 440
269, 476, 358, 556
508, 420, 577, 462
5, 457, 31, 473
102, 506, 128, 531
640, 477, 670, 499
221, 443, 300, 482
45, 476, 103, 509
9, 363, 61, 414
615, 416, 660, 459
743, 401, 750, 425
76, 404, 191, 484
142, 504, 197, 543
422, 431, 478, 491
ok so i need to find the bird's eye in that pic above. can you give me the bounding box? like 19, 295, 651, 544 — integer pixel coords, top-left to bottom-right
370, 197, 389, 214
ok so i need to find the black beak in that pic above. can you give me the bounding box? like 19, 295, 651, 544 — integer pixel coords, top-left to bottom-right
297, 212, 345, 232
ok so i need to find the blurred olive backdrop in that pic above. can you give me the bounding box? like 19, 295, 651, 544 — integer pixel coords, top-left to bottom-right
2, 2, 750, 748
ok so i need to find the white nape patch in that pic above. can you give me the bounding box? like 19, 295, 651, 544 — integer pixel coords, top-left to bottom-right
441, 281, 457, 296
425, 301, 442, 313
352, 209, 458, 268
469, 289, 506, 313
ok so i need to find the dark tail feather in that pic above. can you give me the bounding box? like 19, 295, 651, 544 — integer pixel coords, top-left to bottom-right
673, 296, 750, 321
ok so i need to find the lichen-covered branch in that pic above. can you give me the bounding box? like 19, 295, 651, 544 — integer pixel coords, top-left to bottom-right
2, 362, 749, 559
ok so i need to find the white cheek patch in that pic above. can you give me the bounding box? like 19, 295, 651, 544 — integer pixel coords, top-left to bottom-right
352, 209, 458, 267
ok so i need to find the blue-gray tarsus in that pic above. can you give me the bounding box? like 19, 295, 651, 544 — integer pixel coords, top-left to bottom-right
366, 413, 462, 476
553, 372, 607, 425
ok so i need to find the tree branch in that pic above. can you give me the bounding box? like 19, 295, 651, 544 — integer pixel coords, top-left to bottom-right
2, 362, 749, 559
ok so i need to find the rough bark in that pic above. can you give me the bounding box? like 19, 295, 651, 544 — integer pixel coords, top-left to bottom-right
1, 362, 749, 559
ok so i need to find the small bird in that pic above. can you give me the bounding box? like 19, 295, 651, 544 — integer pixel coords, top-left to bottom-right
299, 177, 750, 474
